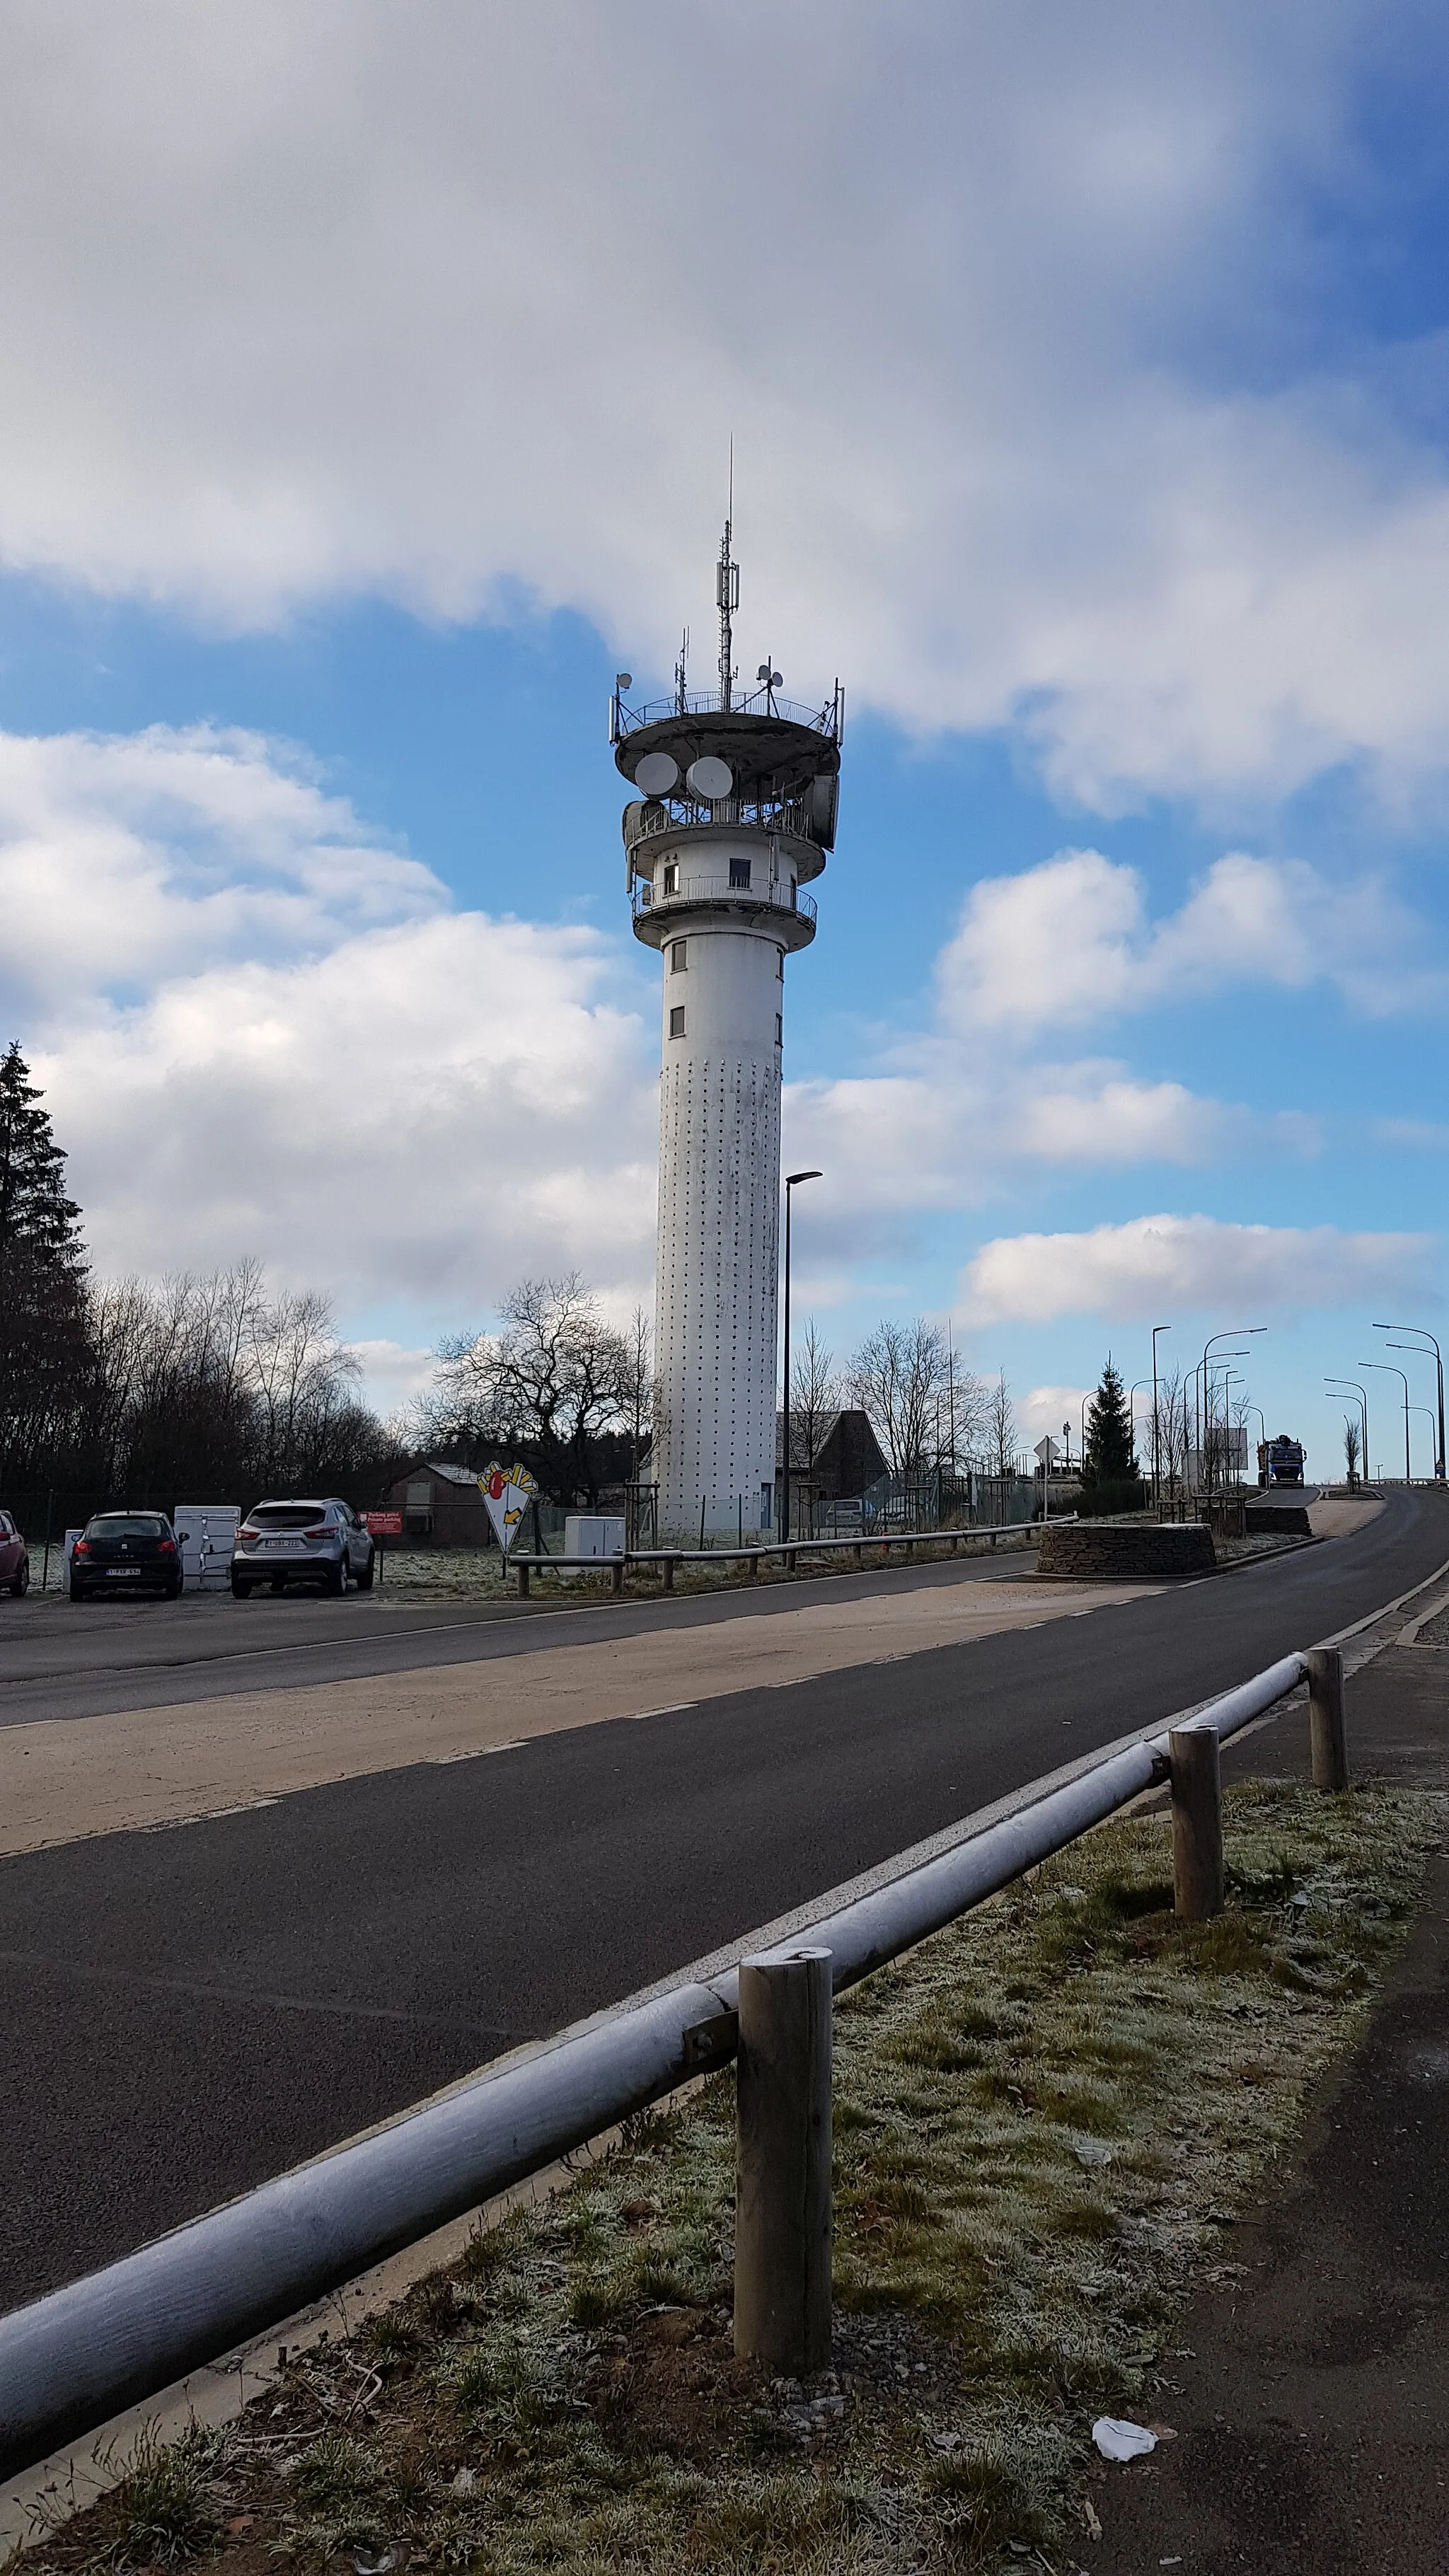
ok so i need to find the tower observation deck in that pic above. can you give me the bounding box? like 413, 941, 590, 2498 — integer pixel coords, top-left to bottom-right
611, 522, 843, 1545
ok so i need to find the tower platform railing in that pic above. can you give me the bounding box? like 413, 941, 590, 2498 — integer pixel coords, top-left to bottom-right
632, 875, 816, 928
624, 788, 824, 845
614, 683, 842, 739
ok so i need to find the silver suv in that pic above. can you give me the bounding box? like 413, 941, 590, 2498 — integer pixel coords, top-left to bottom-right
231, 1498, 376, 1598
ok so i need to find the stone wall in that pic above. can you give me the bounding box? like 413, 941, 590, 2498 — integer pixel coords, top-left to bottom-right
1037, 1520, 1216, 1580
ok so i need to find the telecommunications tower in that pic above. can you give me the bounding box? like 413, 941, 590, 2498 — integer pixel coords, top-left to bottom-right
611, 518, 843, 1544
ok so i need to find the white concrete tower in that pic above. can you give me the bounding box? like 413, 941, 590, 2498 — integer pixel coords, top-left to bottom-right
613, 523, 842, 1544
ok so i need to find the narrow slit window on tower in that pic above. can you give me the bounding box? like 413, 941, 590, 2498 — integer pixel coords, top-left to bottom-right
777, 949, 784, 978
669, 1005, 686, 1039
662, 862, 679, 896
729, 857, 751, 889
670, 940, 688, 973
775, 1013, 783, 1045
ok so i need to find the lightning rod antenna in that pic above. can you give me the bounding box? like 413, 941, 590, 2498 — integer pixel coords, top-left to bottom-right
675, 626, 689, 715
717, 439, 738, 712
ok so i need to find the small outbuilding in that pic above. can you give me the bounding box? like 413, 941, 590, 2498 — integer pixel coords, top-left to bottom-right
775, 1408, 889, 1532
381, 1460, 495, 1548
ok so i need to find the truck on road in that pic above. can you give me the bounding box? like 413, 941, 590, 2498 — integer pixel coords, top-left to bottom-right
1257, 1433, 1306, 1487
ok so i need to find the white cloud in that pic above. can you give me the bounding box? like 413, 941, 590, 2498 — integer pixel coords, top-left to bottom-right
0, 723, 445, 1023
36, 913, 657, 1310
2, 722, 659, 1346
937, 848, 1443, 1034
348, 1341, 440, 1419
961, 1214, 1433, 1326
1019, 1386, 1092, 1447
1, 6, 1449, 803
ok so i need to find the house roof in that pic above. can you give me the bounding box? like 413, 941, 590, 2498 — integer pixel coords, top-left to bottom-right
775, 1407, 868, 1468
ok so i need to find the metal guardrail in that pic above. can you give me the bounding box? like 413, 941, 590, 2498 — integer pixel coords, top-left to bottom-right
509, 1514, 1064, 1595
0, 1642, 1307, 2476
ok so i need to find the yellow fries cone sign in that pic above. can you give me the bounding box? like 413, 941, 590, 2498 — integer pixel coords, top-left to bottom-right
478, 1462, 538, 1554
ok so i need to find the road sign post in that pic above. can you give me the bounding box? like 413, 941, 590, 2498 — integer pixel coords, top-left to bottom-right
364, 1510, 403, 1588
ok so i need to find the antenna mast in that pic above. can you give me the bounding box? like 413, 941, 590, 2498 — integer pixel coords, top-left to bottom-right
716, 443, 738, 712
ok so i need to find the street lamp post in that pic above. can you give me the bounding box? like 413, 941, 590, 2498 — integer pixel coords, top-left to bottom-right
1221, 1370, 1245, 1487
780, 1169, 822, 1544
1325, 1379, 1369, 1489
1361, 1361, 1411, 1484
1150, 1323, 1172, 1515
1202, 1348, 1252, 1501
1128, 1380, 1151, 1491
1198, 1329, 1266, 1504
1245, 1404, 1265, 1483
1375, 1326, 1446, 1484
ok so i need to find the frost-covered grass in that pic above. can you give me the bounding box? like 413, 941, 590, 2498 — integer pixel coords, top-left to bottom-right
17, 1783, 1437, 2576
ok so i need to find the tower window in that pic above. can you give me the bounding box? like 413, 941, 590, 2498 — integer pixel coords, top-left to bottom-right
662, 862, 679, 896
669, 1005, 686, 1039
788, 878, 797, 908
670, 939, 688, 973
729, 857, 751, 889
775, 1014, 783, 1044
777, 949, 784, 978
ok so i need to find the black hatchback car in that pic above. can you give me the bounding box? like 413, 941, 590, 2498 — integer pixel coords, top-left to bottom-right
70, 1511, 182, 1601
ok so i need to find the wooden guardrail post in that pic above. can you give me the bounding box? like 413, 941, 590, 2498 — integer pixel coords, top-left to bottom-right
734, 1946, 833, 2376
1305, 1647, 1349, 1790
1168, 1725, 1223, 1920
516, 1559, 529, 1599
611, 1557, 624, 1598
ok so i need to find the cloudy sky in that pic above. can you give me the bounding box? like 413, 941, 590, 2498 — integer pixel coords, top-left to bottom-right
1, 0, 1445, 1471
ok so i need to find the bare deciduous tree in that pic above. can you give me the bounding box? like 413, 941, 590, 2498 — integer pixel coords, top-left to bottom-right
432, 1273, 640, 1506
1343, 1414, 1362, 1490
787, 1318, 838, 1518
850, 1318, 947, 1477
986, 1370, 1017, 1478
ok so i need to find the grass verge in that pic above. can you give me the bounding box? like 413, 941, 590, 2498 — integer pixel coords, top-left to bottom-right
12, 1781, 1438, 2576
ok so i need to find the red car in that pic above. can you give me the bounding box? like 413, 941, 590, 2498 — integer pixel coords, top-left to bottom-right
0, 1511, 30, 1597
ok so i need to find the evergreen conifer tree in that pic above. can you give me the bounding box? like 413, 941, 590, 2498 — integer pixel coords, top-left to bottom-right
0, 1044, 92, 1520
1082, 1355, 1138, 1487
0, 1041, 84, 1264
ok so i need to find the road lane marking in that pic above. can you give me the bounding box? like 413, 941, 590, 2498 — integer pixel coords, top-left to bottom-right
0, 1575, 1165, 1856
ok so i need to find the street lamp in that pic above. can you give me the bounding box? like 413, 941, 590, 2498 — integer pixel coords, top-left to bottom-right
1361, 1361, 1411, 1484
1150, 1323, 1172, 1513
1198, 1329, 1266, 1499
779, 1169, 821, 1543
1326, 1379, 1369, 1489
1202, 1348, 1251, 1498
1220, 1370, 1246, 1487
1375, 1326, 1446, 1483
1128, 1379, 1151, 1487
1245, 1404, 1265, 1482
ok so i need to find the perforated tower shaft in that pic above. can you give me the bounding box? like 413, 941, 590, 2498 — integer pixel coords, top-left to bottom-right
613, 582, 842, 1545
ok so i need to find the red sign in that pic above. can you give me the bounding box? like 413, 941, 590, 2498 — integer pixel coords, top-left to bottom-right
365, 1511, 403, 1537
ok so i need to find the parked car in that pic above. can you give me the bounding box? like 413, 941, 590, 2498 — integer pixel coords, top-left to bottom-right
70, 1511, 181, 1601
231, 1498, 375, 1598
0, 1511, 29, 1597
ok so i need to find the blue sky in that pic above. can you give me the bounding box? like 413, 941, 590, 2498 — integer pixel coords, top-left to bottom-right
0, 2, 1445, 1476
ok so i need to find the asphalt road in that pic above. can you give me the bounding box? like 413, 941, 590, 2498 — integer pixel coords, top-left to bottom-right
1, 1492, 1444, 2314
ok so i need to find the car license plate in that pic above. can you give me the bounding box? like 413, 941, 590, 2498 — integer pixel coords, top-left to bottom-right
105, 1566, 143, 1578
262, 1539, 306, 1552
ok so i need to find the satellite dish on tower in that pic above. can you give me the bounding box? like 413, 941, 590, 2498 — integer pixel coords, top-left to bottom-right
615, 673, 633, 693
686, 755, 734, 799
634, 751, 679, 796
756, 664, 783, 688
